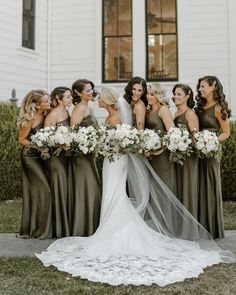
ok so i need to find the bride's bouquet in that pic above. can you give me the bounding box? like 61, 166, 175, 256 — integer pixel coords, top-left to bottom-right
193, 130, 221, 159
114, 124, 140, 154
162, 126, 193, 165
31, 126, 56, 159
70, 125, 99, 155
138, 128, 162, 154
96, 124, 120, 161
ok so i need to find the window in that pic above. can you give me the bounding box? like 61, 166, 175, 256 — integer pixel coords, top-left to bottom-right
146, 0, 178, 81
22, 0, 35, 49
102, 0, 132, 82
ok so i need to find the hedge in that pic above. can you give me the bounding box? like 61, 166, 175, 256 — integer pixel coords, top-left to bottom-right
0, 102, 235, 201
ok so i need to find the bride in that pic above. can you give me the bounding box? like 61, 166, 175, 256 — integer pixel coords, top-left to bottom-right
36, 87, 235, 286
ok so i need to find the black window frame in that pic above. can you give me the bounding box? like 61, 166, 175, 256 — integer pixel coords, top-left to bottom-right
145, 0, 178, 82
22, 0, 35, 50
102, 0, 133, 83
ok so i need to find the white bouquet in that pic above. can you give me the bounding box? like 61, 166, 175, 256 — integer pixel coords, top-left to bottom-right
70, 125, 99, 155
138, 128, 162, 154
50, 125, 73, 156
162, 126, 193, 165
30, 126, 56, 159
114, 124, 140, 154
96, 124, 120, 161
194, 130, 221, 159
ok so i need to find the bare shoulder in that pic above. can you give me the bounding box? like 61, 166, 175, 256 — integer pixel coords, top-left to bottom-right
186, 108, 197, 119
159, 105, 171, 115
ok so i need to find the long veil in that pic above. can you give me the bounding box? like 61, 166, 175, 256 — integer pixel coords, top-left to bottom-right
118, 96, 235, 263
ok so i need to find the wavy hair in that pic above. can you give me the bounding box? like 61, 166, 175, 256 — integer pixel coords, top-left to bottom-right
123, 76, 148, 106
148, 83, 170, 107
71, 79, 95, 105
195, 76, 231, 120
50, 86, 71, 108
172, 83, 195, 109
17, 89, 48, 127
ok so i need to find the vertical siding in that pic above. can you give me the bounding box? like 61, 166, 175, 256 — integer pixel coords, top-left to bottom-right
0, 0, 48, 102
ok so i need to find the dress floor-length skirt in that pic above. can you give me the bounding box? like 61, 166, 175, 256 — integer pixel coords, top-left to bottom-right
198, 158, 224, 238
68, 153, 101, 236
46, 152, 70, 238
36, 155, 225, 286
149, 150, 177, 195
20, 148, 52, 239
175, 156, 199, 219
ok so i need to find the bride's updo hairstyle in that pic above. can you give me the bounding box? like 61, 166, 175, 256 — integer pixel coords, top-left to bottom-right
148, 83, 170, 107
99, 87, 119, 110
17, 89, 49, 126
71, 79, 95, 105
50, 87, 71, 108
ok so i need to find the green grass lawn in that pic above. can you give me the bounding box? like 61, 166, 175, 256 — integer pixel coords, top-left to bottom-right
0, 200, 235, 294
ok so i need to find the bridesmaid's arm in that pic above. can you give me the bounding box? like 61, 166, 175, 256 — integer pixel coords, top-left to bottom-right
18, 120, 38, 149
70, 105, 85, 127
215, 105, 230, 143
159, 106, 175, 131
186, 109, 199, 133
134, 102, 146, 130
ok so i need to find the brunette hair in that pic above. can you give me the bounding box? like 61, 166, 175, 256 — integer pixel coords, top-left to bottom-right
195, 75, 231, 120
123, 76, 148, 106
50, 86, 71, 108
71, 79, 95, 105
172, 83, 195, 109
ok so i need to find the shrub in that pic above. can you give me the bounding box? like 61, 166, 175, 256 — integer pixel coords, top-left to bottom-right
0, 102, 22, 200
221, 121, 236, 200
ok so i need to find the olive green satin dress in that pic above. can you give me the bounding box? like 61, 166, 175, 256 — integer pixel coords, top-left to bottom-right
146, 110, 177, 194
46, 118, 70, 238
174, 112, 199, 219
197, 105, 224, 238
19, 122, 53, 239
68, 114, 102, 236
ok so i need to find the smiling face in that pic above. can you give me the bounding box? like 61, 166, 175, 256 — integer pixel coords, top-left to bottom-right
60, 90, 72, 108
131, 83, 144, 102
172, 87, 189, 107
79, 83, 94, 101
199, 80, 214, 100
38, 94, 51, 111
147, 89, 158, 106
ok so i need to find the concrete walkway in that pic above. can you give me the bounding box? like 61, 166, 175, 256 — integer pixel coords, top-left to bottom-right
0, 231, 236, 257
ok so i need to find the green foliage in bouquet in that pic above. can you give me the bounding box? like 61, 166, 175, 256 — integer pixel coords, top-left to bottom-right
0, 102, 22, 200
221, 121, 236, 200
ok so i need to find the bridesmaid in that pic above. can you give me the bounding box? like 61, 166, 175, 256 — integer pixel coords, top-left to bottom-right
44, 87, 72, 238
69, 79, 102, 236
146, 83, 177, 194
195, 76, 231, 238
123, 76, 147, 130
17, 90, 53, 239
172, 83, 199, 219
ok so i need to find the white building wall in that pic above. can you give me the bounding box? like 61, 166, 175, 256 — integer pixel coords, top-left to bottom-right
0, 0, 48, 101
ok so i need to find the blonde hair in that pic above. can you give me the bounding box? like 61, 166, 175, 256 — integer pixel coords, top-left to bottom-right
99, 87, 119, 110
148, 83, 169, 106
17, 89, 48, 127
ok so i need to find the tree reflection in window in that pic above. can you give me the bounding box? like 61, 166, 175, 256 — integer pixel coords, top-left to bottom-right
103, 0, 132, 82
146, 0, 177, 81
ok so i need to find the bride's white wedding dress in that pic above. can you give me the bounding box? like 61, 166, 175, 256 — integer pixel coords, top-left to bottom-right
36, 98, 235, 286
36, 154, 233, 286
